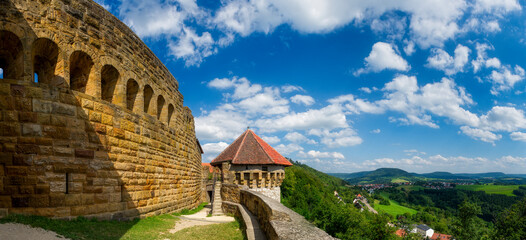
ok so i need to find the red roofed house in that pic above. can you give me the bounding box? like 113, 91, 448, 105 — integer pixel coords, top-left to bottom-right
430, 233, 453, 240
210, 129, 292, 202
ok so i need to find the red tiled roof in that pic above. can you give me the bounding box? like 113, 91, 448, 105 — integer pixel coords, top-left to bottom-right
210, 129, 293, 166
431, 233, 452, 240
395, 229, 406, 237
202, 163, 213, 173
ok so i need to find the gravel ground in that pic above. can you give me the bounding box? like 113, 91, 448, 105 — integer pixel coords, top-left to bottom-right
168, 205, 235, 234
0, 223, 68, 240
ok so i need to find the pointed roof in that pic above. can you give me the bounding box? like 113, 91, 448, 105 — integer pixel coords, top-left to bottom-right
210, 129, 293, 166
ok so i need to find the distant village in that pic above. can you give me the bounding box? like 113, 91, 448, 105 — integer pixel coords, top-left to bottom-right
358, 181, 475, 194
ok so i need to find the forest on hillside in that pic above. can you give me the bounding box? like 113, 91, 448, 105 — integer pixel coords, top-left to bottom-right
282, 162, 526, 240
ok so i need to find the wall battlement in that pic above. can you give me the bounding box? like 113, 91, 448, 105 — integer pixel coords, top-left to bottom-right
0, 0, 203, 220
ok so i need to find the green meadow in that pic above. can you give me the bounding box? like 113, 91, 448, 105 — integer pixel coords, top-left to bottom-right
456, 184, 525, 196
373, 193, 417, 217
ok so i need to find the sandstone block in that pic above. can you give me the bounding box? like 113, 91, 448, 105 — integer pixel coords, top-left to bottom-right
22, 123, 42, 137
4, 111, 18, 122
30, 195, 50, 207
102, 114, 113, 125
0, 196, 10, 208
52, 102, 76, 116
82, 99, 94, 109
49, 193, 66, 207
75, 149, 94, 159
89, 111, 102, 122
33, 99, 53, 113
50, 181, 66, 193
65, 194, 82, 206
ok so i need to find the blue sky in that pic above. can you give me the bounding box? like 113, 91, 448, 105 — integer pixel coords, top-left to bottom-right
97, 0, 526, 173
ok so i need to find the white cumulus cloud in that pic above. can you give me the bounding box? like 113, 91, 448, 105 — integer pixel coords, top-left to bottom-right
354, 42, 410, 76
510, 132, 526, 142
290, 95, 315, 106
460, 126, 502, 144
426, 44, 470, 75
488, 65, 525, 95
298, 150, 345, 159
117, 0, 521, 66
274, 143, 304, 155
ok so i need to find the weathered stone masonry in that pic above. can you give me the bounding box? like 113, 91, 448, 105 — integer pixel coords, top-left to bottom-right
0, 0, 202, 220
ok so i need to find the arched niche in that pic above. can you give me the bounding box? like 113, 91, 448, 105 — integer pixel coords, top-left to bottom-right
143, 85, 154, 114
101, 65, 119, 103
69, 51, 93, 93
157, 95, 165, 120
167, 104, 175, 126
126, 79, 139, 111
32, 38, 59, 85
0, 30, 24, 80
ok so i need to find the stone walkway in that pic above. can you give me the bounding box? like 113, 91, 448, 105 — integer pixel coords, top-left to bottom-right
0, 223, 67, 240
168, 205, 235, 234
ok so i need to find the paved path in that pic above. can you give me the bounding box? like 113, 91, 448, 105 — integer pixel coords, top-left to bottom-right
168, 205, 235, 234
360, 199, 378, 214
0, 223, 67, 240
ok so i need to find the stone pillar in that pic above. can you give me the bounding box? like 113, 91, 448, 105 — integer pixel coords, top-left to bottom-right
134, 87, 144, 113
85, 64, 100, 98
113, 80, 126, 108
256, 172, 262, 188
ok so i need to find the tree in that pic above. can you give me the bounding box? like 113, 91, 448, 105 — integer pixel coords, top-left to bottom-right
452, 200, 490, 240
493, 197, 526, 240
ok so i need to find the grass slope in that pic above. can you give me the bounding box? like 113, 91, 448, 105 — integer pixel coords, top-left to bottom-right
456, 184, 526, 196
0, 202, 243, 240
373, 199, 418, 216
373, 193, 417, 217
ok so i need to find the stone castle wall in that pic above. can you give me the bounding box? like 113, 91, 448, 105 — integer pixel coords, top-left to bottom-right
0, 0, 202, 219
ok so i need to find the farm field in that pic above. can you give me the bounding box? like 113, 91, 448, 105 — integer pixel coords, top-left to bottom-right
396, 185, 424, 192
391, 178, 410, 183
373, 193, 417, 217
456, 184, 525, 196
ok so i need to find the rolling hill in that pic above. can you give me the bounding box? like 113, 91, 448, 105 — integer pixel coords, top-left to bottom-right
329, 168, 526, 184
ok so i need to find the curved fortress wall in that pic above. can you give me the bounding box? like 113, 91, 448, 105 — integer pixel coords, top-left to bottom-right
0, 0, 202, 219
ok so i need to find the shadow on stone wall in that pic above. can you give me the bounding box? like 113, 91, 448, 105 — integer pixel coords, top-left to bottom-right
0, 1, 201, 238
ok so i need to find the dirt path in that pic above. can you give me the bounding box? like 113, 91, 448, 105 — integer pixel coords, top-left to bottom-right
0, 223, 68, 240
168, 205, 235, 234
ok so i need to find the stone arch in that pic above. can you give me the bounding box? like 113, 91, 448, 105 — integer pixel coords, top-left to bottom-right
157, 95, 165, 120
143, 85, 154, 114
167, 104, 175, 126
0, 30, 24, 80
126, 79, 139, 111
69, 50, 93, 93
32, 38, 60, 85
101, 65, 119, 104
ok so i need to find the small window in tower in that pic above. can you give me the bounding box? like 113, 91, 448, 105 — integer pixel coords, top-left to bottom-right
0, 68, 3, 79
121, 184, 125, 202
34, 72, 38, 83
65, 172, 69, 194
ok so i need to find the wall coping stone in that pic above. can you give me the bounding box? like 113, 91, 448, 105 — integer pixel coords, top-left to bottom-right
240, 189, 336, 240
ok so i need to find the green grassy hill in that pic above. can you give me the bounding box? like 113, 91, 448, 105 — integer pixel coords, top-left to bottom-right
343, 168, 423, 184
333, 168, 526, 185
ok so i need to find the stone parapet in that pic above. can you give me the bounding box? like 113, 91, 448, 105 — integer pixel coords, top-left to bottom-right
239, 189, 336, 240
